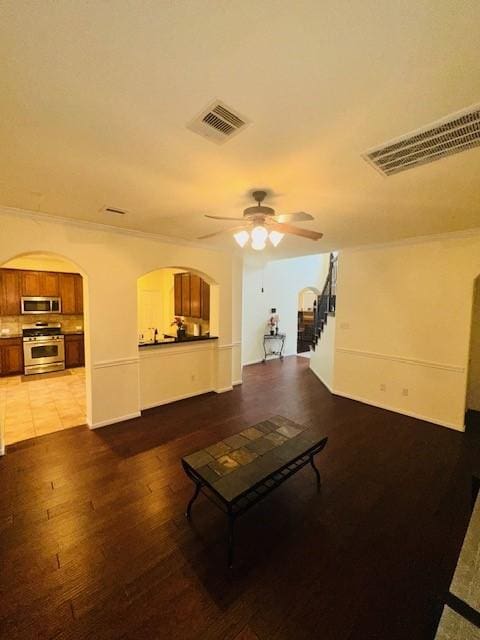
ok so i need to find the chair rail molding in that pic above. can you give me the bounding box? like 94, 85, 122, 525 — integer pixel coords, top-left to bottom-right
336, 347, 465, 373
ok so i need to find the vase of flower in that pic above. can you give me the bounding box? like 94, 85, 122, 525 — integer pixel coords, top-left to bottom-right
171, 316, 186, 340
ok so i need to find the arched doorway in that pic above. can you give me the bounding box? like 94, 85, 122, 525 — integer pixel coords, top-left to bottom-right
136, 266, 221, 410
297, 286, 320, 356
466, 274, 480, 430
0, 252, 89, 449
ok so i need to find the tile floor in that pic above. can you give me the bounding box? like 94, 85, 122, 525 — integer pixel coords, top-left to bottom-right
0, 367, 86, 444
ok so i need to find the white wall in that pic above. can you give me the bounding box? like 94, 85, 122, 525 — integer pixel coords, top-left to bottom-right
467, 277, 480, 412
332, 232, 480, 430
0, 208, 242, 445
242, 253, 330, 365
310, 316, 336, 392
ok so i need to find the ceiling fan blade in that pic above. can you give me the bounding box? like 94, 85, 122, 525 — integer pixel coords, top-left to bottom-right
267, 220, 323, 241
197, 224, 247, 240
272, 211, 314, 223
204, 214, 246, 221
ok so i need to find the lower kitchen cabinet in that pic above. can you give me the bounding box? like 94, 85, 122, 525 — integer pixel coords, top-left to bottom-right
0, 338, 24, 376
65, 334, 85, 368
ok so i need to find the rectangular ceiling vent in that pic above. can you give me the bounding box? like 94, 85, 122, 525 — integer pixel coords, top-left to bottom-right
103, 206, 128, 215
187, 100, 250, 144
362, 103, 480, 176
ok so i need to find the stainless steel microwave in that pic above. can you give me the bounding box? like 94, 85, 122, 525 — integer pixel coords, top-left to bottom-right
21, 297, 62, 314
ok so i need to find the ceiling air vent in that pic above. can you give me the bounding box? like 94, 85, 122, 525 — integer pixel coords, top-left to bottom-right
362, 103, 480, 176
187, 100, 250, 144
102, 206, 128, 215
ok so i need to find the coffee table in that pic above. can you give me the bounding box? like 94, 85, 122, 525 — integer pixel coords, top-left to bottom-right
181, 415, 328, 567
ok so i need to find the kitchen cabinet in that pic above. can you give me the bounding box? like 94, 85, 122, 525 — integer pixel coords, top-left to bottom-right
174, 272, 210, 320
40, 271, 59, 296
74, 275, 83, 313
0, 269, 21, 316
62, 273, 83, 314
0, 269, 82, 316
190, 274, 201, 317
0, 338, 24, 376
65, 334, 85, 368
201, 279, 210, 321
21, 270, 41, 297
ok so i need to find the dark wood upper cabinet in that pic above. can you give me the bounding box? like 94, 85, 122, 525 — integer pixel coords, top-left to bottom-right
40, 271, 59, 296
181, 273, 191, 317
21, 270, 41, 296
0, 269, 21, 316
59, 273, 76, 314
201, 280, 210, 321
74, 275, 83, 313
174, 273, 182, 316
190, 275, 201, 318
173, 272, 210, 321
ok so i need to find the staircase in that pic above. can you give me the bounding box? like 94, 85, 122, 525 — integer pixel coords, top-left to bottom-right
312, 253, 337, 351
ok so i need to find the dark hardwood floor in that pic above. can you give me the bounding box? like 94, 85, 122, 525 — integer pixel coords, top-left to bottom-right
1, 356, 479, 640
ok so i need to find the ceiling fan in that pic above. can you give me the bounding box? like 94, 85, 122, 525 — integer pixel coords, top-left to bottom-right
198, 190, 323, 250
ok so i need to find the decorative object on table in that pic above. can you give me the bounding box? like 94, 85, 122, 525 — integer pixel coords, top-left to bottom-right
198, 190, 323, 251
267, 308, 279, 336
181, 415, 328, 568
171, 316, 186, 339
263, 332, 286, 362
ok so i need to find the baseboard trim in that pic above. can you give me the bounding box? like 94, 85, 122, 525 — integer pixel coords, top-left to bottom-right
242, 359, 263, 366
141, 388, 214, 410
333, 389, 464, 431
215, 386, 233, 394
309, 366, 335, 393
89, 411, 142, 429
233, 379, 243, 386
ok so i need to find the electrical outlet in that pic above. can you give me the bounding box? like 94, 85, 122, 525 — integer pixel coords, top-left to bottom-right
380, 384, 386, 392
402, 388, 409, 396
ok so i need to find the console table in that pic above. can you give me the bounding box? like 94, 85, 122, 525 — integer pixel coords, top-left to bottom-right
181, 415, 328, 567
262, 333, 286, 362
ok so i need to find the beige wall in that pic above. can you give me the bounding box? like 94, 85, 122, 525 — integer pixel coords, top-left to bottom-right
0, 208, 242, 446
333, 233, 480, 430
467, 277, 480, 412
310, 316, 336, 392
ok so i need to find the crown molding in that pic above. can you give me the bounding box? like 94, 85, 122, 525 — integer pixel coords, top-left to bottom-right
0, 205, 226, 253
342, 226, 480, 254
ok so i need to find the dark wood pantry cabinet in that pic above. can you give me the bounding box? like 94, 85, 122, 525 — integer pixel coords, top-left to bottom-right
65, 334, 85, 368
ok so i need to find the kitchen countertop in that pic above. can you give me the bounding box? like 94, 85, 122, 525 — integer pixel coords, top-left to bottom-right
0, 334, 22, 340
139, 335, 218, 348
62, 331, 84, 335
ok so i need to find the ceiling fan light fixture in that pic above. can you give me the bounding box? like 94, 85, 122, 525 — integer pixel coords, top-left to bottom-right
233, 230, 250, 247
251, 225, 268, 244
269, 230, 284, 247
251, 239, 266, 251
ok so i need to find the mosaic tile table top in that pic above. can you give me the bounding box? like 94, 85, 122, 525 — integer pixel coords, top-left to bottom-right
182, 415, 323, 502
450, 489, 480, 614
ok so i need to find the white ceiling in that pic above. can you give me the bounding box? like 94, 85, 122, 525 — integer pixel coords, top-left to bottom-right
1, 1, 480, 258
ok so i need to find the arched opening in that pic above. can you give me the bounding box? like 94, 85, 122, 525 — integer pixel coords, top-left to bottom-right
297, 286, 320, 357
466, 274, 480, 431
137, 266, 219, 343
136, 266, 220, 411
0, 252, 90, 449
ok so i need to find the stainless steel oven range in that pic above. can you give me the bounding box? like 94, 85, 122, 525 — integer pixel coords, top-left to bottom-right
22, 322, 65, 375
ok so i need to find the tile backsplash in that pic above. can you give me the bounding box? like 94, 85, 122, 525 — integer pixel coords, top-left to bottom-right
0, 314, 84, 336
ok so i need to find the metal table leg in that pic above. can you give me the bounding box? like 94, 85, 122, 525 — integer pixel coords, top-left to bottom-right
227, 510, 235, 568
186, 480, 202, 519
310, 455, 321, 488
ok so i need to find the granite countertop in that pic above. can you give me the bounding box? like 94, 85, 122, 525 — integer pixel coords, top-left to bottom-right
62, 331, 84, 335
139, 335, 218, 348
0, 333, 22, 340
